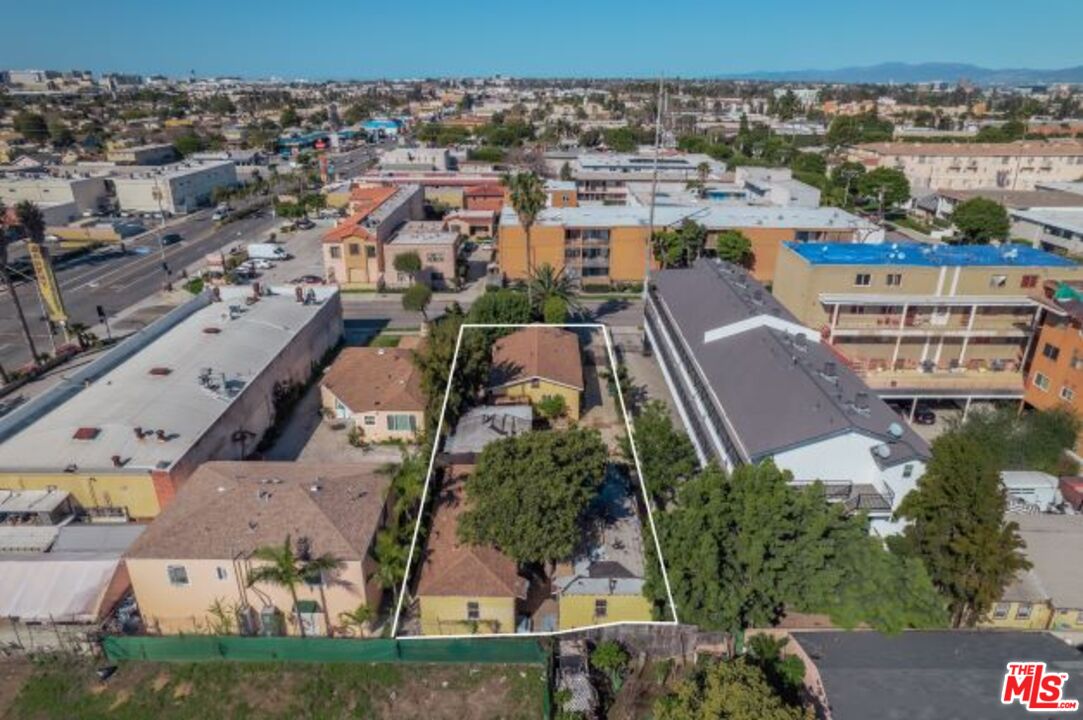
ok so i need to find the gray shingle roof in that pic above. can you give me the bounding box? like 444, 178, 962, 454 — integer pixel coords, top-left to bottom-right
650, 258, 929, 465
795, 631, 1083, 720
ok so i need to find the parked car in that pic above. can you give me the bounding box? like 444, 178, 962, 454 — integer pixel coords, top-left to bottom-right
294, 217, 315, 230
242, 258, 274, 271
912, 406, 937, 425
290, 274, 325, 285
161, 233, 183, 246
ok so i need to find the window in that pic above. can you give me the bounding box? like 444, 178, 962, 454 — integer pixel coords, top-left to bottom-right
348, 243, 360, 256
594, 599, 608, 618
1021, 274, 1039, 288
426, 253, 444, 263
903, 464, 914, 479
990, 275, 1007, 288
167, 565, 189, 586
993, 603, 1010, 619
387, 414, 417, 432
854, 273, 872, 287
466, 601, 480, 621
363, 415, 376, 426
1034, 372, 1051, 391
1062, 386, 1076, 402
365, 245, 377, 258
328, 246, 341, 259
886, 273, 902, 287
1042, 343, 1061, 361
530, 379, 540, 389
1015, 603, 1032, 620
216, 567, 228, 580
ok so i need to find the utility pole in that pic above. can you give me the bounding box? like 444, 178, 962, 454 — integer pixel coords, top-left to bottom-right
644, 76, 665, 299
152, 181, 172, 290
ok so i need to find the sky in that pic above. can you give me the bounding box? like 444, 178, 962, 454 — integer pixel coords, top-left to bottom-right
4, 0, 1082, 79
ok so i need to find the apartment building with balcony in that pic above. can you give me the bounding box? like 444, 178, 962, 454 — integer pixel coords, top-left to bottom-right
773, 243, 1081, 408
1023, 281, 1083, 453
847, 141, 1083, 193
645, 257, 930, 536
498, 205, 881, 286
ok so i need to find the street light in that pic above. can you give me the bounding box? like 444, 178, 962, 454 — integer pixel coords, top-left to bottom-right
151, 181, 172, 290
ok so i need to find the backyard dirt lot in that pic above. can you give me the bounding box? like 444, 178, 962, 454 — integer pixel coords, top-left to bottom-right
1, 656, 546, 720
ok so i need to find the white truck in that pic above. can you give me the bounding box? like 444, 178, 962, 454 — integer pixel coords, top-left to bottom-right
246, 243, 290, 261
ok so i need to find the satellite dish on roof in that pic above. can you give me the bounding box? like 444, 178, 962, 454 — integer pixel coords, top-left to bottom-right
874, 444, 892, 459
888, 422, 904, 439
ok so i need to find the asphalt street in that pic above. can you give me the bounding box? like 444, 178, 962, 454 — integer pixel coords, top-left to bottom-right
0, 143, 382, 371
0, 207, 279, 370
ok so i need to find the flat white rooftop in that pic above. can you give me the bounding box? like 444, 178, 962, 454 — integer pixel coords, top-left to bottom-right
500, 204, 876, 230
0, 287, 337, 474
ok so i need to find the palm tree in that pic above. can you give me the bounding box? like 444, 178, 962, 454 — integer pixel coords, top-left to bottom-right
528, 263, 583, 316
246, 534, 344, 638
337, 603, 374, 637
15, 201, 46, 245
373, 529, 407, 616
503, 172, 546, 303
0, 200, 40, 367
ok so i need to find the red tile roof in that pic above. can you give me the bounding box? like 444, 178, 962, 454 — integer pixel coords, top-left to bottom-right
322, 185, 399, 244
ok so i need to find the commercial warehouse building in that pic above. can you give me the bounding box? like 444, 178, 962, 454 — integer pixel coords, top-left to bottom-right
645, 257, 930, 536
772, 242, 1081, 407
0, 287, 343, 519
111, 160, 238, 214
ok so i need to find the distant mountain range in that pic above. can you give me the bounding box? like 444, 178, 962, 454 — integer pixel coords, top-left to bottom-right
723, 62, 1083, 86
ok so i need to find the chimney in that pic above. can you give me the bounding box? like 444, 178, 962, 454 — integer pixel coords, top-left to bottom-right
855, 392, 869, 410
823, 361, 837, 379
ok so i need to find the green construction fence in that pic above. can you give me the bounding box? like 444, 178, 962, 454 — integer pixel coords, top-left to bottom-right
102, 635, 549, 665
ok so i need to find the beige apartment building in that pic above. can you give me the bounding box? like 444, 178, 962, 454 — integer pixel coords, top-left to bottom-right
848, 141, 1083, 192
773, 242, 1082, 402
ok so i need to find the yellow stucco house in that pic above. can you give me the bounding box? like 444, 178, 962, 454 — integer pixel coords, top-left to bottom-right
551, 475, 653, 630
983, 514, 1083, 631
415, 477, 528, 635
489, 327, 584, 421
124, 462, 390, 637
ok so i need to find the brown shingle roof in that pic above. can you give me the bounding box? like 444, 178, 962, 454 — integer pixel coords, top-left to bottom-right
415, 479, 526, 598
321, 347, 426, 414
124, 462, 390, 560
490, 327, 584, 391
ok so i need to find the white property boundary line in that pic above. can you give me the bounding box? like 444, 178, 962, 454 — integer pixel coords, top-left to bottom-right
390, 322, 679, 639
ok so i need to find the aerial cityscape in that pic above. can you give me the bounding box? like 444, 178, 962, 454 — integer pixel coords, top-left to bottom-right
3, 1, 1083, 718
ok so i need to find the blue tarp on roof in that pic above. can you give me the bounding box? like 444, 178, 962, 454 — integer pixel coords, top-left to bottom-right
787, 242, 1078, 268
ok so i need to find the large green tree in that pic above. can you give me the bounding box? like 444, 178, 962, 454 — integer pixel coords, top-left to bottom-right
894, 431, 1030, 627
655, 658, 811, 720
857, 167, 910, 218
619, 400, 697, 509
715, 230, 754, 268
951, 197, 1011, 244
458, 427, 608, 567
411, 308, 490, 435
654, 462, 944, 643
466, 289, 532, 326
653, 220, 708, 269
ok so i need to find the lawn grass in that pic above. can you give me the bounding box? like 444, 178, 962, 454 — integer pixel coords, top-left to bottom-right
368, 334, 402, 348
5, 656, 546, 720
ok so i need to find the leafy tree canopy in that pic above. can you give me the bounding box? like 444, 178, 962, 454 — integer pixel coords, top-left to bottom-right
458, 427, 609, 565
715, 230, 754, 268
951, 197, 1011, 244
857, 167, 910, 208
655, 658, 811, 720
894, 430, 1030, 627
619, 400, 697, 509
